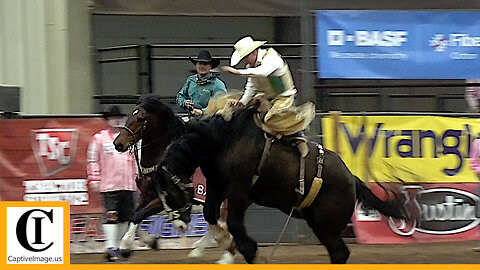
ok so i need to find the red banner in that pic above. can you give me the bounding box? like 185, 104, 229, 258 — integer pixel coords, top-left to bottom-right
192, 168, 206, 203
353, 183, 480, 244
0, 118, 107, 214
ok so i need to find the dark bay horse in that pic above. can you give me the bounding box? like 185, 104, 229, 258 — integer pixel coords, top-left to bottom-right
113, 94, 190, 255
113, 94, 235, 262
152, 105, 408, 264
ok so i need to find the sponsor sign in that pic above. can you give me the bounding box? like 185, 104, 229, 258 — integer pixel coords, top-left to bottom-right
69, 213, 209, 253
31, 129, 78, 177
192, 168, 207, 203
321, 115, 480, 183
353, 184, 480, 243
322, 115, 480, 243
0, 118, 106, 214
23, 179, 88, 206
0, 118, 213, 252
316, 10, 480, 78
1, 201, 70, 264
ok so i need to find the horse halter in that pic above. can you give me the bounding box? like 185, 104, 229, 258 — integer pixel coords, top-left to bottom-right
121, 121, 147, 180
158, 166, 194, 222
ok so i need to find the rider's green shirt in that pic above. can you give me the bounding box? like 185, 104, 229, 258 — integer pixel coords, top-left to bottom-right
176, 73, 227, 112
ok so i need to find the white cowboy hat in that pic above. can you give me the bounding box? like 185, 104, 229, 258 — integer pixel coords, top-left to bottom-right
230, 36, 267, 66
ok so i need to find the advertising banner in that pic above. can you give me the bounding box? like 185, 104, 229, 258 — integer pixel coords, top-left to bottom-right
70, 213, 210, 253
316, 11, 480, 79
0, 118, 210, 252
321, 115, 480, 243
353, 183, 480, 244
0, 118, 107, 214
322, 115, 480, 183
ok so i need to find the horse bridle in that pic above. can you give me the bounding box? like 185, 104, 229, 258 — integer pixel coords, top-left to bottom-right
121, 117, 162, 175
159, 166, 193, 222
121, 123, 147, 180
121, 119, 192, 223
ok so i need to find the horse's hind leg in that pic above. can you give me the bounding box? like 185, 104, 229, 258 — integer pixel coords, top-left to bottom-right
314, 232, 350, 264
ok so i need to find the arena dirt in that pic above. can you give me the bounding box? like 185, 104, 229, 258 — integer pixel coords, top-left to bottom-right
71, 240, 480, 264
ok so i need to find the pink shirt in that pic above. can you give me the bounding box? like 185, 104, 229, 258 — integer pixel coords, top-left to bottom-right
469, 139, 480, 175
87, 129, 138, 192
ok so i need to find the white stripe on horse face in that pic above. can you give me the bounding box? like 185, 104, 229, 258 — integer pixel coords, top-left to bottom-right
132, 109, 139, 115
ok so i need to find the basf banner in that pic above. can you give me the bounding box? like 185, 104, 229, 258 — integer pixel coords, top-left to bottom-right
321, 115, 480, 243
316, 11, 480, 79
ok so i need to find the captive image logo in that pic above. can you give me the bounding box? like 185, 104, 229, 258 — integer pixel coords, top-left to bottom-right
6, 207, 64, 264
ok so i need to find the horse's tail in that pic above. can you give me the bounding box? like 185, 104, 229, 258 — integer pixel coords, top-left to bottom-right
354, 175, 406, 219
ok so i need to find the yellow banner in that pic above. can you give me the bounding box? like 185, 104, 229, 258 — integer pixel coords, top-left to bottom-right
322, 115, 480, 183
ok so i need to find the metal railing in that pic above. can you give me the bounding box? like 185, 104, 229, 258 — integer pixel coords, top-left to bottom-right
95, 43, 316, 104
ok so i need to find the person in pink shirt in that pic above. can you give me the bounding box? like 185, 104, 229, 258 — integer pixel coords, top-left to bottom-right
469, 137, 480, 251
87, 105, 137, 261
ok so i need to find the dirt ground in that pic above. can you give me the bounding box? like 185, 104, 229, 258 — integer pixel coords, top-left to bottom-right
71, 240, 480, 264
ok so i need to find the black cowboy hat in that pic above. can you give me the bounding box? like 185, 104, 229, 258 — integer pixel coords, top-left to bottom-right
189, 50, 220, 69
102, 105, 126, 119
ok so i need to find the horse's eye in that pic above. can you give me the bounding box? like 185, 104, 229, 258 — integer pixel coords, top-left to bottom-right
137, 118, 144, 122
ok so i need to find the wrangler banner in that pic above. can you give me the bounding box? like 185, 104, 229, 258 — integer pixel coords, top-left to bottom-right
322, 115, 480, 243
322, 115, 480, 183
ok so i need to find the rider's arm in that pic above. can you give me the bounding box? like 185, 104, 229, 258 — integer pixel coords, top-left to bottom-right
237, 54, 283, 78
239, 77, 257, 105
176, 80, 190, 109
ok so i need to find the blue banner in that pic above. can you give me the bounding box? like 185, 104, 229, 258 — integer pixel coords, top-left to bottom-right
316, 11, 480, 79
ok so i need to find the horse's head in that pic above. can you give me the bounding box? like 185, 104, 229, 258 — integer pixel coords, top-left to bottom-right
114, 104, 150, 152
154, 165, 194, 232
114, 94, 175, 153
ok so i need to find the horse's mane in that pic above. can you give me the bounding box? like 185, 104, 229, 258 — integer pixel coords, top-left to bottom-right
138, 94, 183, 141
160, 107, 258, 180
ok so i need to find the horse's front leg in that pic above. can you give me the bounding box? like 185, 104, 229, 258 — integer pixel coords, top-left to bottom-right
190, 183, 234, 262
119, 198, 163, 255
227, 190, 256, 264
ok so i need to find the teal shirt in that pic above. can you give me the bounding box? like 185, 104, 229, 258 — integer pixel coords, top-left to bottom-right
176, 73, 227, 111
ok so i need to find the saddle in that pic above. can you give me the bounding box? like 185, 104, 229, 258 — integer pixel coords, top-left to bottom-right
249, 97, 324, 210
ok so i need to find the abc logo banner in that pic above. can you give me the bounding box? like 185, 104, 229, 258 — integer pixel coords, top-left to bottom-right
1, 202, 69, 265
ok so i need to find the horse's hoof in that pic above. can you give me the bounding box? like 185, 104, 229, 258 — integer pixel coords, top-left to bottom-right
215, 252, 234, 264
120, 249, 131, 259
188, 247, 204, 258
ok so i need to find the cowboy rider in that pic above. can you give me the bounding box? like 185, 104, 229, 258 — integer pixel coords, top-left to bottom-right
221, 36, 315, 153
176, 50, 227, 118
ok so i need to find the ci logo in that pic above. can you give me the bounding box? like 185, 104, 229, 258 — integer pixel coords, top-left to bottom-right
16, 209, 54, 252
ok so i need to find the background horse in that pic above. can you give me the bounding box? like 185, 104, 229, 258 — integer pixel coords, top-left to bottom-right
152, 105, 408, 264
113, 94, 235, 263
113, 94, 189, 257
